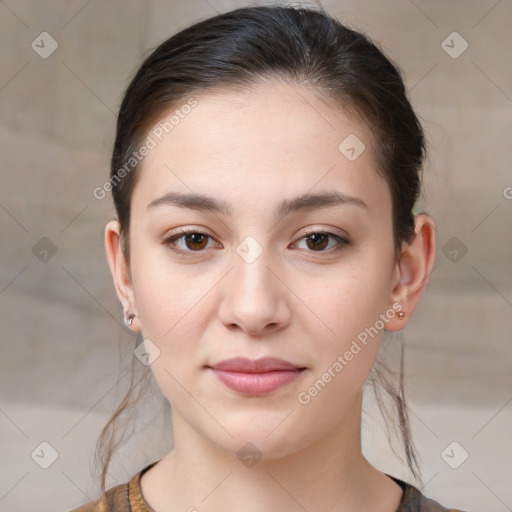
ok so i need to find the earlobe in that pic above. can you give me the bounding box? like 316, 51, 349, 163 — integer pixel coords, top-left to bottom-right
386, 214, 436, 332
104, 220, 139, 330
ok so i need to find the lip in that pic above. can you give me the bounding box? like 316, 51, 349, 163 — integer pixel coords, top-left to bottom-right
208, 357, 306, 396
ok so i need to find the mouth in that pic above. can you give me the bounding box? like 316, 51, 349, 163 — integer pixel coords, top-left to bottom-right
207, 357, 307, 396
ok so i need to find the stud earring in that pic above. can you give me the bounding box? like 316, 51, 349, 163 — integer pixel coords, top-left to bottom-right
397, 311, 406, 319
125, 313, 136, 327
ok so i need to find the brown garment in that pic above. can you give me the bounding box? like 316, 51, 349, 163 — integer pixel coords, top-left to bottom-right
69, 460, 465, 512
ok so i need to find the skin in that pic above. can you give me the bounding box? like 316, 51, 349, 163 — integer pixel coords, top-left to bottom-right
105, 80, 436, 512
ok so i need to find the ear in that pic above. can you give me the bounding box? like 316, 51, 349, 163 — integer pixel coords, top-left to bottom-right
386, 213, 436, 332
104, 219, 140, 332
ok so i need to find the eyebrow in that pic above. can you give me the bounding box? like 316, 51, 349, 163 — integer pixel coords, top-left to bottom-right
146, 190, 368, 219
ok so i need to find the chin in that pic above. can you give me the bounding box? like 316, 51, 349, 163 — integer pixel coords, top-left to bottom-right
204, 415, 315, 462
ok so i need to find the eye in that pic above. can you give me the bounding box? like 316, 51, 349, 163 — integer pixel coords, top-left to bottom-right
162, 229, 219, 256
294, 229, 350, 253
162, 227, 350, 257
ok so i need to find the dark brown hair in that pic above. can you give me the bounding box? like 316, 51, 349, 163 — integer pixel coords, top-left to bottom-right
95, 4, 425, 493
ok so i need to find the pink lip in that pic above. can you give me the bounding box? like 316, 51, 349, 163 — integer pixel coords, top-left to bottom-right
209, 357, 306, 396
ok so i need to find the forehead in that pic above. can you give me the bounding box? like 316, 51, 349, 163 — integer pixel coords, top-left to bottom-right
132, 80, 391, 219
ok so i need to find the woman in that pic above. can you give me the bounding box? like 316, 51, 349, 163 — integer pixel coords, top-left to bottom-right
71, 5, 466, 511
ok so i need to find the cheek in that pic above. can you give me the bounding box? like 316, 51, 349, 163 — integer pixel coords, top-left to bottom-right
130, 242, 208, 337
129, 248, 222, 392
295, 277, 384, 416
297, 253, 393, 398
305, 264, 389, 348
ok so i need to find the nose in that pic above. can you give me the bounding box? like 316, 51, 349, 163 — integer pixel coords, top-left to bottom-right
218, 249, 291, 336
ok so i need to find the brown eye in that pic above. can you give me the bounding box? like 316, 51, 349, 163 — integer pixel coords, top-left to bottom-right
305, 233, 329, 251
295, 230, 350, 253
183, 232, 208, 250
163, 229, 218, 256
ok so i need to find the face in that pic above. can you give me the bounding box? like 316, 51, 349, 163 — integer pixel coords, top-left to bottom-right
119, 81, 402, 459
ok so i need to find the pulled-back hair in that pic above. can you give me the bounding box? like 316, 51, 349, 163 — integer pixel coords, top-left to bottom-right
96, 4, 425, 493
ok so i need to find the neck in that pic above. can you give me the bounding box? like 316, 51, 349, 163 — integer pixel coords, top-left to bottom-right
141, 391, 402, 512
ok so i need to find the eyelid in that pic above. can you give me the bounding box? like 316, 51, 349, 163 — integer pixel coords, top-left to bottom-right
161, 227, 221, 256
299, 225, 348, 239
161, 226, 351, 256
293, 227, 351, 251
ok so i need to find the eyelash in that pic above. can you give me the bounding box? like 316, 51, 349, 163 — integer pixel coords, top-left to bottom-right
162, 227, 350, 257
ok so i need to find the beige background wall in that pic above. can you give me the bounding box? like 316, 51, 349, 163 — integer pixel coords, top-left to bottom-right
0, 1, 511, 511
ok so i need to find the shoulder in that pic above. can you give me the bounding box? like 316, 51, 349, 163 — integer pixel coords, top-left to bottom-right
67, 481, 130, 512
392, 475, 466, 512
409, 491, 466, 512
401, 486, 467, 511
67, 459, 160, 512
